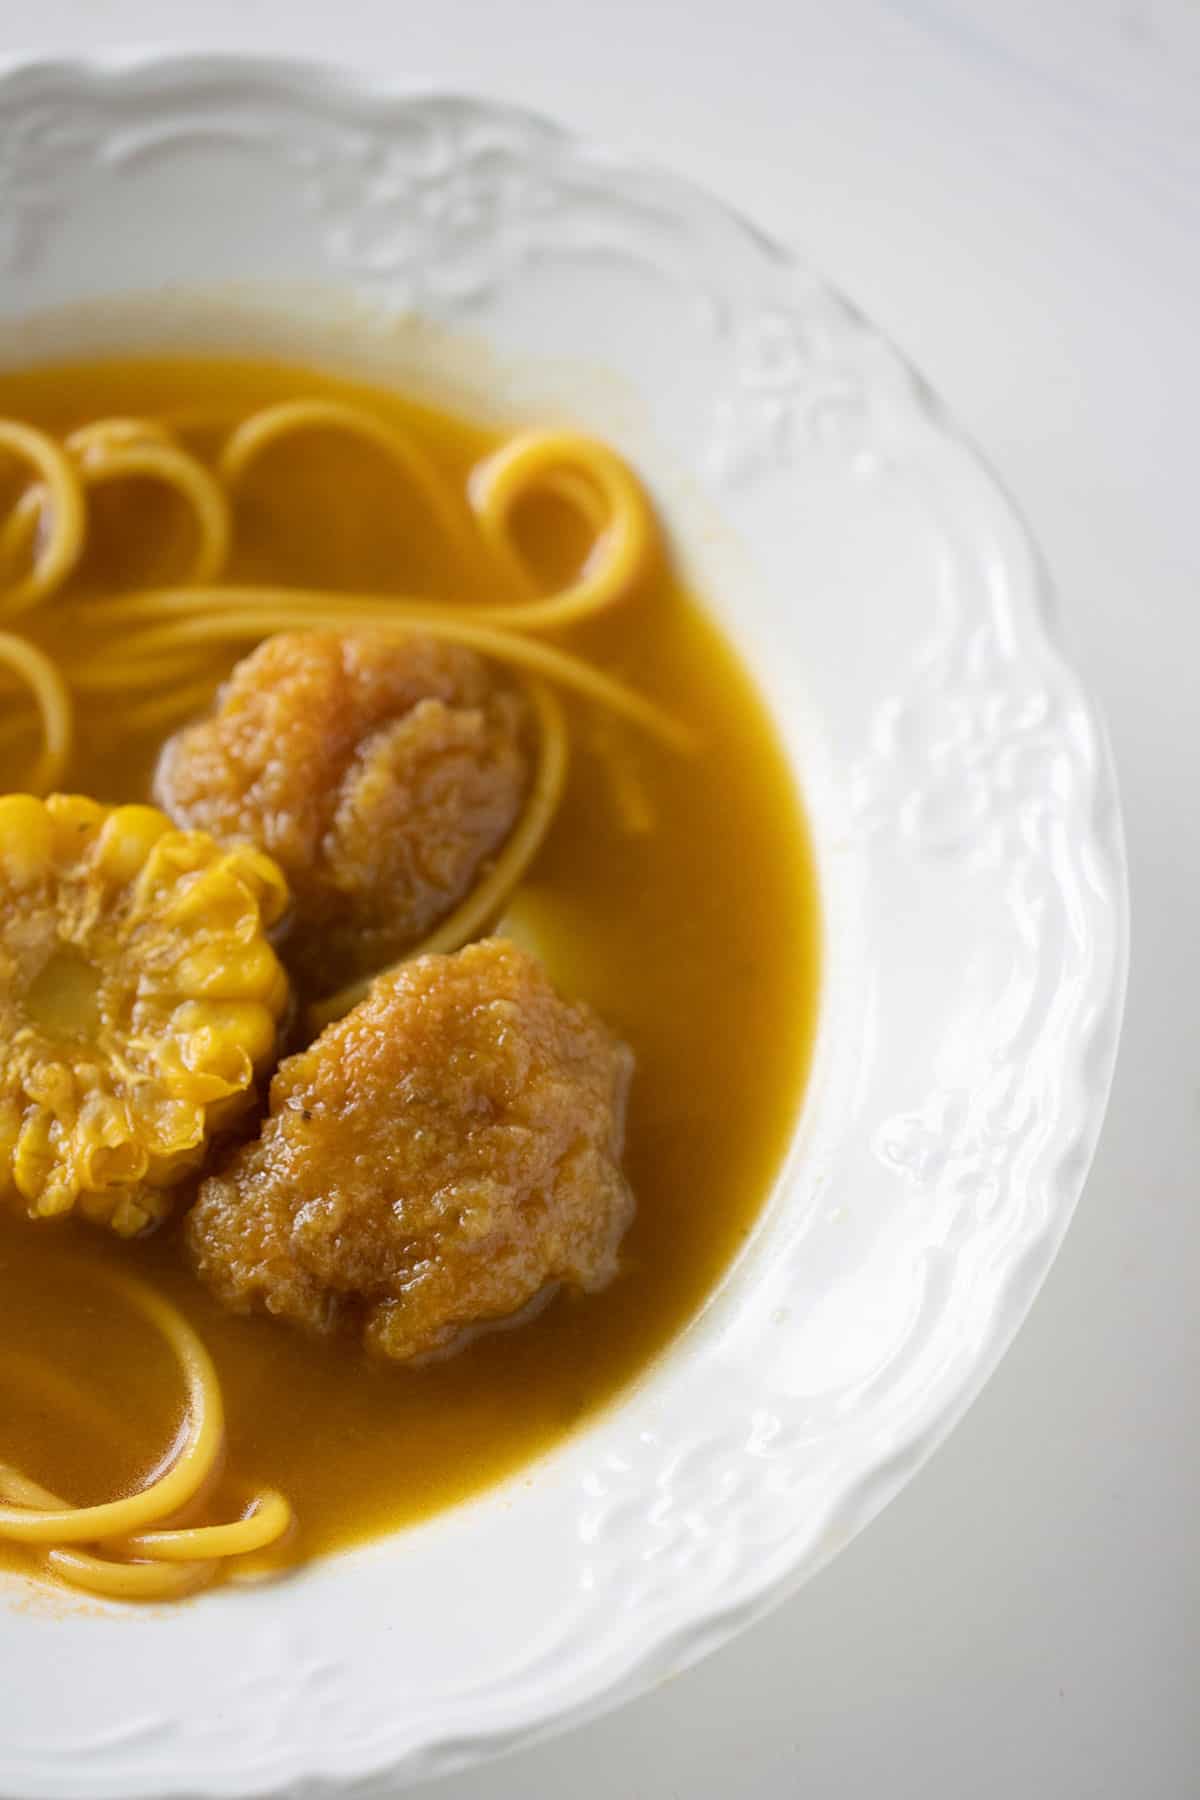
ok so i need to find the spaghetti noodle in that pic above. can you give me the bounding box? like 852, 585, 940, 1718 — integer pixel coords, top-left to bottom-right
0, 402, 691, 795
0, 1271, 292, 1600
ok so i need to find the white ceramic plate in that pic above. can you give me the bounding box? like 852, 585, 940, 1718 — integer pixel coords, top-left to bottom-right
0, 54, 1127, 1800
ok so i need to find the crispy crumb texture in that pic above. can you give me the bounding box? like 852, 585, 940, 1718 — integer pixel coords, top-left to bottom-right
156, 632, 529, 997
186, 938, 635, 1360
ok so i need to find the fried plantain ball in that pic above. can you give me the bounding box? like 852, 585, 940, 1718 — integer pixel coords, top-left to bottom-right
185, 938, 635, 1361
154, 631, 529, 998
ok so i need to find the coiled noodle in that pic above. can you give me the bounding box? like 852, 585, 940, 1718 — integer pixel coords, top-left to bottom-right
0, 1271, 292, 1600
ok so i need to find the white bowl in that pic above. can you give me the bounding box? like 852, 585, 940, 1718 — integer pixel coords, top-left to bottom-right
0, 53, 1127, 1800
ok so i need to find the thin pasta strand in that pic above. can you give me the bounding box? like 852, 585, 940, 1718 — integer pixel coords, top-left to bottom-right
409, 681, 568, 956
92, 604, 697, 751
66, 646, 221, 695
0, 487, 43, 573
0, 1459, 290, 1598
589, 710, 656, 836
0, 632, 73, 793
46, 1546, 220, 1600
112, 1488, 294, 1562
64, 418, 177, 462
0, 1274, 222, 1544
0, 1463, 220, 1600
0, 422, 87, 617
117, 674, 223, 737
1, 417, 230, 616
219, 399, 492, 591
66, 422, 233, 585
310, 679, 569, 1028
221, 409, 651, 628
467, 431, 655, 629
0, 1279, 291, 1599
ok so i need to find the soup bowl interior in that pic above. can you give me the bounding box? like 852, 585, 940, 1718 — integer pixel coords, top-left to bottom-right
0, 54, 1126, 1800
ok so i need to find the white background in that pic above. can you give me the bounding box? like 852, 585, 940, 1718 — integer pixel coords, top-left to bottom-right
8, 3, 1198, 1796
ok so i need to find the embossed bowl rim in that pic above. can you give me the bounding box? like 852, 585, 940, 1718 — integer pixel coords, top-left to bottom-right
0, 51, 1128, 1800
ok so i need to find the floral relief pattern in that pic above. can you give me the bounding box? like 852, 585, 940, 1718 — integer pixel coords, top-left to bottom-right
0, 100, 105, 268
707, 305, 878, 480
850, 621, 1068, 862
300, 127, 569, 303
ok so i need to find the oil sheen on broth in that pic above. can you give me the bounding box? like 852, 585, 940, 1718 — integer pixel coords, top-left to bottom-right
0, 356, 819, 1574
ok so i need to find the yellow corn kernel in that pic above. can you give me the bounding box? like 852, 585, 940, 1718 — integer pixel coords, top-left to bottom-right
70, 1060, 102, 1096
108, 1194, 154, 1237
173, 999, 277, 1075
74, 1091, 149, 1191
21, 1056, 77, 1117
130, 830, 217, 912
0, 795, 54, 887
77, 1185, 167, 1235
226, 846, 290, 929
128, 1086, 206, 1158
158, 863, 261, 940
195, 1044, 256, 1096
74, 1087, 128, 1143
82, 1136, 150, 1190
35, 1176, 78, 1218
173, 936, 283, 1002
94, 804, 171, 882
46, 794, 104, 860
12, 1105, 56, 1202
0, 1099, 20, 1189
152, 1036, 246, 1104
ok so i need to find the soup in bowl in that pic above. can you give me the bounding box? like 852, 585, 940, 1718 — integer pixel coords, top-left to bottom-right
0, 352, 820, 1600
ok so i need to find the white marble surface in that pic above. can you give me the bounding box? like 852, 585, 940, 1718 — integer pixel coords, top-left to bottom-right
7, 4, 1197, 1795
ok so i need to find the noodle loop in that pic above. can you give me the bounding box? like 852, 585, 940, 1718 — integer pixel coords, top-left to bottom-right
219, 398, 489, 589
0, 422, 86, 618
0, 402, 691, 782
0, 632, 72, 794
467, 431, 655, 629
66, 419, 233, 584
0, 1272, 292, 1600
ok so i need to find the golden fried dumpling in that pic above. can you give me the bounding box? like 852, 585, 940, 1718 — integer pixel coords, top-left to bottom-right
0, 795, 289, 1236
186, 938, 635, 1361
154, 632, 529, 999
